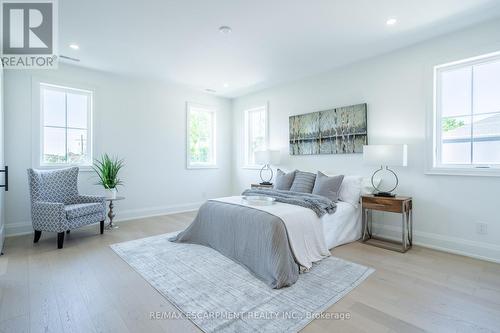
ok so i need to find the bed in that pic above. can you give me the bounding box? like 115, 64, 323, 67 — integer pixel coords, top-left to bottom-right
170, 184, 363, 289
322, 201, 362, 249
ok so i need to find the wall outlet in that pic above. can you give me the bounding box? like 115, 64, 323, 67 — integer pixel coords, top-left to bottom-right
476, 222, 488, 235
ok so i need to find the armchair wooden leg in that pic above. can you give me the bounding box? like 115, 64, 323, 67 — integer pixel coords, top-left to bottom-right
100, 220, 104, 234
34, 230, 42, 243
57, 232, 65, 249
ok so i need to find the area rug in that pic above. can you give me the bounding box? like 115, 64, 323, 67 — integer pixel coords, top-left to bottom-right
110, 232, 374, 333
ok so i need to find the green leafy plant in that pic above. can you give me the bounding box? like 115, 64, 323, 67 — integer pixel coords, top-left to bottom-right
93, 154, 124, 189
442, 118, 465, 132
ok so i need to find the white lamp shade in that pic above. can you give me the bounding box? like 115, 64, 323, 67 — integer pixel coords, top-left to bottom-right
363, 144, 408, 167
255, 149, 281, 165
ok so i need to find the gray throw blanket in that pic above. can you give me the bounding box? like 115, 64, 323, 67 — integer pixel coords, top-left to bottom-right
241, 189, 337, 217
171, 200, 299, 288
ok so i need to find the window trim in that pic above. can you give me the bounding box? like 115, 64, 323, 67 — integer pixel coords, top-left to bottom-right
186, 102, 217, 169
39, 83, 93, 168
32, 77, 95, 171
243, 104, 269, 169
427, 50, 500, 177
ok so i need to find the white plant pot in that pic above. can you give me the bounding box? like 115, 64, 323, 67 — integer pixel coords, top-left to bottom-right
105, 188, 117, 199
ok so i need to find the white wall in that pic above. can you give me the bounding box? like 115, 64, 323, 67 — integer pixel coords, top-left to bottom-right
5, 64, 233, 235
232, 19, 500, 262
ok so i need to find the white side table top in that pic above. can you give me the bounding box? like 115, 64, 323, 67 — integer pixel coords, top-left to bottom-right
105, 196, 125, 202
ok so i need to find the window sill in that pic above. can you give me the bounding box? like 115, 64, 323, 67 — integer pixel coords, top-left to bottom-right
186, 165, 218, 170
242, 165, 262, 170
425, 167, 500, 177
35, 164, 94, 172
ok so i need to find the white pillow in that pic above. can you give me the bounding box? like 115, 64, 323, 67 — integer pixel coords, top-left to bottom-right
338, 176, 363, 207
362, 177, 381, 195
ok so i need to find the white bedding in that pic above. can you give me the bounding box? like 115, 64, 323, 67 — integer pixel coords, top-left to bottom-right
211, 196, 331, 270
321, 201, 362, 249
214, 198, 362, 251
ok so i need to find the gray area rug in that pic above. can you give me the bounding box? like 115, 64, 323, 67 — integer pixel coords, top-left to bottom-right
111, 232, 374, 333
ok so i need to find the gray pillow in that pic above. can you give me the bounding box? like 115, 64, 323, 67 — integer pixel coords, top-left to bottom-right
274, 169, 296, 190
312, 172, 344, 202
289, 171, 317, 193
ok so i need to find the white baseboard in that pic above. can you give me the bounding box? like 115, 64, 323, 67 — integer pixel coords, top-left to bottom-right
371, 222, 500, 264
5, 201, 204, 237
115, 201, 203, 222
0, 223, 4, 253
4, 221, 32, 237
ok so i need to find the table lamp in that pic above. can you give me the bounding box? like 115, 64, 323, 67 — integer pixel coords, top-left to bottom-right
363, 144, 408, 197
254, 150, 281, 185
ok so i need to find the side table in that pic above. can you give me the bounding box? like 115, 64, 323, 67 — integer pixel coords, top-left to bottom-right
105, 196, 125, 229
361, 195, 413, 252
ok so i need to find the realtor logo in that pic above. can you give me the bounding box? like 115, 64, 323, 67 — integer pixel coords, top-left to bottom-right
1, 0, 58, 69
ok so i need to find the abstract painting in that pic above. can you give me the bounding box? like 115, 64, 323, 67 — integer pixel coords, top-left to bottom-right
289, 103, 367, 155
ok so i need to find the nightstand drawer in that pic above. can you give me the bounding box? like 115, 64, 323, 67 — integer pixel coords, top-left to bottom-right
251, 183, 273, 189
362, 197, 405, 213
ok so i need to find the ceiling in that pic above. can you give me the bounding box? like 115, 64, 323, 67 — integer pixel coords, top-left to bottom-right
59, 0, 500, 98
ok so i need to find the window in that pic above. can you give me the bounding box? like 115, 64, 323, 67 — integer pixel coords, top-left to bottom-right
432, 52, 500, 174
40, 83, 93, 166
187, 103, 216, 168
244, 106, 268, 167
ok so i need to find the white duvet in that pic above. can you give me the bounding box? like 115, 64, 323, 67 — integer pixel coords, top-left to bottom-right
211, 196, 332, 270
321, 201, 362, 249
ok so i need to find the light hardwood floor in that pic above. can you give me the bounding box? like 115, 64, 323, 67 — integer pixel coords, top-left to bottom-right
1, 212, 499, 333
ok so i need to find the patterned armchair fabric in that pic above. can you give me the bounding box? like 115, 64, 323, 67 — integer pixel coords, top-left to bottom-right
27, 167, 106, 235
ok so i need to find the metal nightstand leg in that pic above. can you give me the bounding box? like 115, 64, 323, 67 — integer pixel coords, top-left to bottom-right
362, 208, 367, 240
362, 208, 372, 241
402, 208, 414, 251
401, 210, 408, 252
369, 210, 373, 238
408, 208, 413, 246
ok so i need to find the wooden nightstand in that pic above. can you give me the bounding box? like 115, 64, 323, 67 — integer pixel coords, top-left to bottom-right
361, 195, 413, 253
250, 183, 274, 189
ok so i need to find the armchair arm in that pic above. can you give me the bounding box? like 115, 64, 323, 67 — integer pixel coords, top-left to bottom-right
31, 201, 67, 232
75, 195, 107, 221
76, 195, 106, 204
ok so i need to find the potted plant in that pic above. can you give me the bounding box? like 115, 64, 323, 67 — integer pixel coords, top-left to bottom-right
93, 154, 124, 199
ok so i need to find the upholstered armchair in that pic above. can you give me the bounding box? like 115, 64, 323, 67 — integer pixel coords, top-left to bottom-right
27, 167, 106, 249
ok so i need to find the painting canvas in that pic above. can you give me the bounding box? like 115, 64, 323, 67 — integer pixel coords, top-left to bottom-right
289, 103, 367, 155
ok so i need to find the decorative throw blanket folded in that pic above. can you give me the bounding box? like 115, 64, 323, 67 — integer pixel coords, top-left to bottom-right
241, 189, 337, 217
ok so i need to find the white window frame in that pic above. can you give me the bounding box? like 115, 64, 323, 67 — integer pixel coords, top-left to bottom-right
32, 79, 94, 171
428, 50, 500, 177
243, 105, 269, 169
186, 102, 217, 169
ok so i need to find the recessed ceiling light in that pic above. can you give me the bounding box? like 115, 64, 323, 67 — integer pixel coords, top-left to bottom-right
223, 83, 229, 88
219, 26, 232, 34
205, 88, 217, 93
69, 43, 79, 50
386, 18, 397, 26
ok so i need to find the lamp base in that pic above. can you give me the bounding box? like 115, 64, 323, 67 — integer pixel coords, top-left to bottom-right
374, 191, 396, 198
259, 164, 274, 185
371, 166, 399, 198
